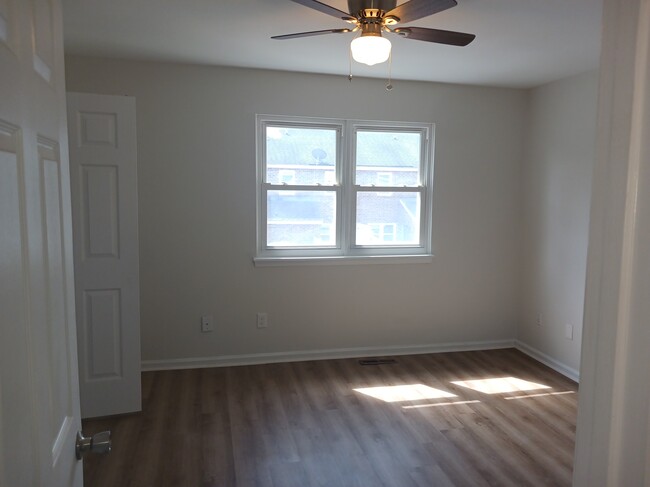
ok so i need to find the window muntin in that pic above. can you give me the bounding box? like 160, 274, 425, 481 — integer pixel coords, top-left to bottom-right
257, 116, 433, 260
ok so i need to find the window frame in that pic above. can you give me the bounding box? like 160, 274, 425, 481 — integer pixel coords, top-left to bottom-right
255, 114, 435, 264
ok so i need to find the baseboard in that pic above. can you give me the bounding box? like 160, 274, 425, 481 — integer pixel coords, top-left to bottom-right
514, 340, 580, 383
141, 339, 516, 371
142, 339, 581, 383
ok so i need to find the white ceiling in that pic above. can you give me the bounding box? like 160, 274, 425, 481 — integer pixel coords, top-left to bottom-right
61, 0, 603, 88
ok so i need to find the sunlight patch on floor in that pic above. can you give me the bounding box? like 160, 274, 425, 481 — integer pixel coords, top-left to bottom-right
354, 384, 456, 403
504, 390, 575, 400
402, 399, 481, 409
451, 377, 551, 394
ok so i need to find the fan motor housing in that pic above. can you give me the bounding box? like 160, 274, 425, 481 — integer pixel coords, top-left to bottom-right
348, 0, 397, 15
359, 23, 386, 37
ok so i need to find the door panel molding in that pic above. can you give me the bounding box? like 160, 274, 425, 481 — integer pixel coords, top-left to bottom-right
83, 288, 123, 380
78, 111, 118, 148
80, 164, 120, 259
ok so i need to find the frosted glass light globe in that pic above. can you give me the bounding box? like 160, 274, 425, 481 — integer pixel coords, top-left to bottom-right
350, 36, 392, 66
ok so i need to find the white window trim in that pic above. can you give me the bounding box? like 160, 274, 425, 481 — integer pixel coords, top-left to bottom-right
255, 114, 435, 265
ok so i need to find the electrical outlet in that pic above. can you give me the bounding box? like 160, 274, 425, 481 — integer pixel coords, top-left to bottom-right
565, 323, 574, 340
536, 313, 543, 326
201, 315, 214, 333
257, 312, 268, 329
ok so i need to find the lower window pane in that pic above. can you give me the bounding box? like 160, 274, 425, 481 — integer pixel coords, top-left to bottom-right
356, 192, 420, 246
267, 190, 336, 247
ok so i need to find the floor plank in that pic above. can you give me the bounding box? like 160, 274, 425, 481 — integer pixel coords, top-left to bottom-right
82, 348, 578, 487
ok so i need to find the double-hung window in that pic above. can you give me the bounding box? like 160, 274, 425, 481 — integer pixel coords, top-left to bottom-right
256, 115, 434, 263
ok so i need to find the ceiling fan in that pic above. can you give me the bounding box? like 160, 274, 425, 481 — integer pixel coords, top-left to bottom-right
272, 0, 476, 66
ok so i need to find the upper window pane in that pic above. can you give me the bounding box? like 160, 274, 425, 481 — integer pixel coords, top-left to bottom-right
355, 131, 421, 187
266, 126, 337, 185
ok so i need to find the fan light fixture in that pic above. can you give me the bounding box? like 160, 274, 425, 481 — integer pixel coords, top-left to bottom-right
350, 34, 391, 66
272, 0, 477, 74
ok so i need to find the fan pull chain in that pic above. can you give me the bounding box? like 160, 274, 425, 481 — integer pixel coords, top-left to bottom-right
348, 45, 353, 82
386, 50, 393, 91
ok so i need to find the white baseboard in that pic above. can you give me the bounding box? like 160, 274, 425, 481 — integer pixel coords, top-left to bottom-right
514, 340, 580, 383
141, 339, 516, 371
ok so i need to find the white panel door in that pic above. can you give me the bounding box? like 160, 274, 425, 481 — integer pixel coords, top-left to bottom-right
0, 0, 83, 486
67, 93, 142, 418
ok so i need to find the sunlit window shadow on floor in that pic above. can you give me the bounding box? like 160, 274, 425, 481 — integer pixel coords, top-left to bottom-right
353, 384, 456, 403
504, 390, 576, 400
402, 399, 481, 409
451, 377, 551, 394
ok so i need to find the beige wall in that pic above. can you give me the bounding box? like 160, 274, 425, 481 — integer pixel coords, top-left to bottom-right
65, 56, 527, 364
520, 70, 599, 375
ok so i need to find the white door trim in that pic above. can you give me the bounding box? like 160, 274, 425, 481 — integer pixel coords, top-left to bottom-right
573, 0, 650, 485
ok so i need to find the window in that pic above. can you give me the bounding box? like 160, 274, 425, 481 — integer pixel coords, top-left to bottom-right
375, 172, 393, 197
256, 115, 434, 262
365, 223, 397, 243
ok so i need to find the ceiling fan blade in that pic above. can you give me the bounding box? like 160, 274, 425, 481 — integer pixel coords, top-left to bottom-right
386, 0, 457, 24
288, 0, 355, 21
272, 28, 352, 40
392, 27, 475, 46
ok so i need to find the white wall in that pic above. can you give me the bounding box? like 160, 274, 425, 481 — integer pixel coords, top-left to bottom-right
64, 56, 526, 365
520, 70, 599, 375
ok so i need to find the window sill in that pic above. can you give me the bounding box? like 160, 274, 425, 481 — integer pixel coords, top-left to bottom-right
253, 254, 433, 267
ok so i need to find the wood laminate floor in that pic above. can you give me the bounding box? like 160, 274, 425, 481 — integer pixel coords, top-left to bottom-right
82, 349, 578, 487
